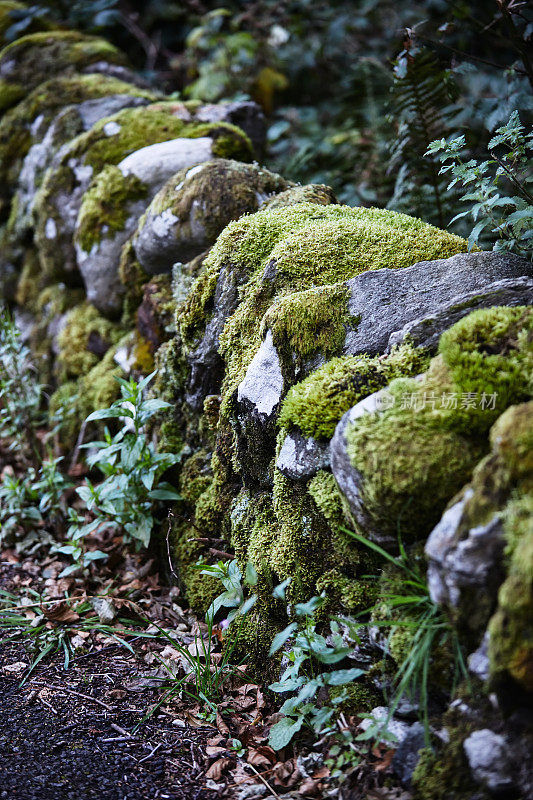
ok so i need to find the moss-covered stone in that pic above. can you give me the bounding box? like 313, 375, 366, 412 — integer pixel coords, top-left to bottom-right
133, 159, 290, 272
63, 105, 252, 174
180, 204, 467, 349
342, 308, 533, 543
279, 344, 430, 440
0, 30, 127, 111
344, 372, 487, 542
484, 402, 533, 693
75, 165, 148, 253
438, 305, 533, 434
56, 301, 124, 380
181, 204, 466, 418
34, 103, 253, 280
261, 183, 338, 210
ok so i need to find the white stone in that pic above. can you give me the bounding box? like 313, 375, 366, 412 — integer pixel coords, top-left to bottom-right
45, 217, 57, 239
237, 330, 283, 417
103, 120, 121, 136
118, 137, 213, 190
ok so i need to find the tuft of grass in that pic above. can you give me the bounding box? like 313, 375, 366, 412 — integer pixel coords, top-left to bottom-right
344, 528, 469, 744
0, 589, 156, 683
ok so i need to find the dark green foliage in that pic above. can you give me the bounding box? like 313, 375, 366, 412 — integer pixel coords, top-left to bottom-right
387, 45, 460, 228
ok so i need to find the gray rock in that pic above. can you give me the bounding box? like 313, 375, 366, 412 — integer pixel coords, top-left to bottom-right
15, 95, 150, 243
358, 706, 411, 744
237, 330, 283, 419
329, 389, 396, 546
392, 722, 426, 786
195, 100, 266, 154
276, 429, 330, 481
134, 160, 288, 275
342, 252, 532, 357
185, 264, 243, 411
463, 729, 514, 793
387, 276, 533, 352
75, 197, 147, 315
425, 495, 506, 615
468, 632, 491, 683
75, 138, 219, 314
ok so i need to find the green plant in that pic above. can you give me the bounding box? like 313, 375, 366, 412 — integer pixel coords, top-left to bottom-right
267, 590, 365, 751
195, 559, 258, 624
427, 111, 533, 257
387, 41, 460, 228
76, 371, 182, 550
134, 611, 248, 731
345, 529, 469, 744
0, 457, 73, 547
0, 589, 154, 682
50, 508, 108, 577
0, 307, 43, 457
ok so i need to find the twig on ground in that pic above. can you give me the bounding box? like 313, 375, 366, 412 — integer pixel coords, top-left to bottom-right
247, 764, 282, 800
28, 681, 113, 710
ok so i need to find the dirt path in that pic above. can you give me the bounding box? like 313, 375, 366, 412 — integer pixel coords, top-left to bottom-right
0, 641, 218, 800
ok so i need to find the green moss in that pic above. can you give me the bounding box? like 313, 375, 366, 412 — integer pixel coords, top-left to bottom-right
438, 306, 533, 434
222, 610, 282, 680
262, 183, 338, 210
316, 569, 375, 614
412, 740, 482, 800
329, 682, 380, 715
68, 106, 252, 174
118, 239, 150, 323
342, 309, 533, 543
75, 165, 148, 253
181, 203, 467, 348
170, 513, 220, 613
179, 450, 212, 504
15, 249, 42, 311
180, 204, 466, 417
307, 470, 345, 527
279, 344, 430, 440
345, 379, 486, 541
56, 302, 124, 379
486, 403, 533, 692
263, 283, 354, 364
0, 30, 126, 111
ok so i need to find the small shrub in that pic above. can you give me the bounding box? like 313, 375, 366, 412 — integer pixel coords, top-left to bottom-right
76, 371, 182, 550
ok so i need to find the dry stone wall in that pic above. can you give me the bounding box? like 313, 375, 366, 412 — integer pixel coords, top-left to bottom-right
0, 11, 532, 798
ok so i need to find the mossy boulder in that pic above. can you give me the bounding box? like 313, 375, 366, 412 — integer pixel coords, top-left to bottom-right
34, 102, 253, 287
179, 203, 466, 429
0, 73, 155, 213
0, 30, 127, 111
331, 307, 532, 545
278, 344, 430, 442
133, 159, 291, 275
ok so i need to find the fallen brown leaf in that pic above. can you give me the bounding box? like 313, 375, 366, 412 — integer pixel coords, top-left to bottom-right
205, 758, 232, 781
247, 745, 276, 769
216, 710, 230, 736
41, 601, 80, 624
